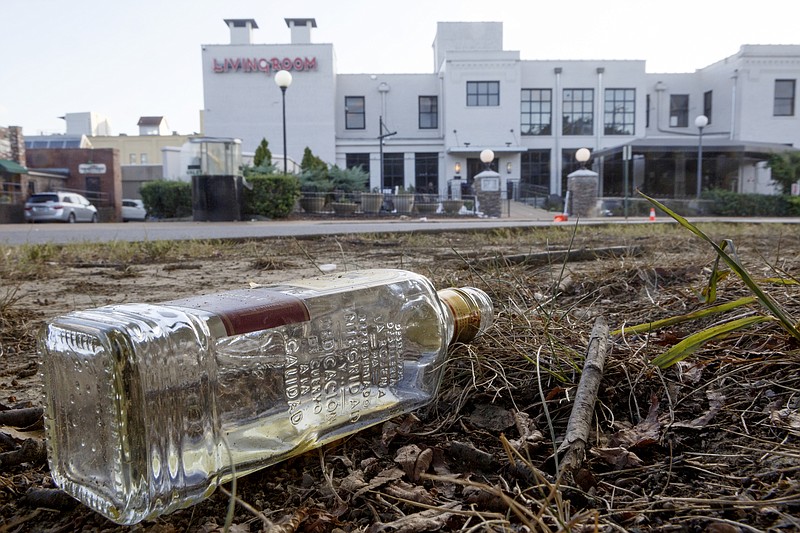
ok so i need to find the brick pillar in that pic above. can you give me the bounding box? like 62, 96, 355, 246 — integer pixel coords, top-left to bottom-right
9, 126, 25, 165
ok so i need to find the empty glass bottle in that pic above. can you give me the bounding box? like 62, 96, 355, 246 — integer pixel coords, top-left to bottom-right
40, 269, 493, 524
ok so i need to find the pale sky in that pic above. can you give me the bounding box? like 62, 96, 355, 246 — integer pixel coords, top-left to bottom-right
3, 0, 798, 136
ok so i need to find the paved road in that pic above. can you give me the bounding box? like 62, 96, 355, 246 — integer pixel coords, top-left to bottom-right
1, 215, 798, 245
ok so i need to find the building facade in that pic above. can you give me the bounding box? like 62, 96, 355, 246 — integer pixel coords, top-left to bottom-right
202, 18, 799, 199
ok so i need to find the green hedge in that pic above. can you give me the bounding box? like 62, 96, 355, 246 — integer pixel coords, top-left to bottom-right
701, 189, 796, 217
243, 173, 301, 219
140, 180, 192, 219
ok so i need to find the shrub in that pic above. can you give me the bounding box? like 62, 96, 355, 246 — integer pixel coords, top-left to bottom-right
328, 165, 369, 193
702, 189, 789, 217
787, 196, 800, 216
298, 169, 333, 194
243, 173, 301, 219
140, 180, 192, 219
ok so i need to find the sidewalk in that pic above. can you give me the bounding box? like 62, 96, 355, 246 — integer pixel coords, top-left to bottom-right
504, 200, 555, 221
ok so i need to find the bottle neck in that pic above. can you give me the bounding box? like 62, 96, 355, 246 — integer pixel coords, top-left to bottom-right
437, 287, 494, 344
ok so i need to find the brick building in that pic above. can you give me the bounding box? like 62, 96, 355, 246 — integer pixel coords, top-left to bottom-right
25, 147, 122, 221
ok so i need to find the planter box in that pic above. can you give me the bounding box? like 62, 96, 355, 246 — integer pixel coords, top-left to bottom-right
393, 194, 415, 214
442, 199, 464, 215
331, 202, 358, 215
300, 196, 327, 214
360, 193, 384, 214
415, 202, 439, 215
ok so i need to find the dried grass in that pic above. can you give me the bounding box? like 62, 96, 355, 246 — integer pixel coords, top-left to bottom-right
0, 223, 798, 531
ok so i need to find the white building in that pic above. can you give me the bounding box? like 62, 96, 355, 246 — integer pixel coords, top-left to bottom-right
201, 18, 800, 199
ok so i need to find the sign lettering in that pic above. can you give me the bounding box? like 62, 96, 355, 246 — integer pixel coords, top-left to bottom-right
78, 163, 106, 174
212, 57, 318, 75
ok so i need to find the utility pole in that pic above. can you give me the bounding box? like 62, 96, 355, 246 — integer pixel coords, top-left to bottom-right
378, 116, 397, 189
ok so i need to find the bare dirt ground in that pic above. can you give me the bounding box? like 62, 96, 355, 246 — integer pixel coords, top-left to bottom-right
1, 222, 799, 532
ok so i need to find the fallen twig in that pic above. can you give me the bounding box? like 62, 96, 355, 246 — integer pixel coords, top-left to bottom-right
21, 488, 79, 511
556, 316, 610, 476
0, 407, 43, 428
476, 245, 643, 268
0, 438, 48, 469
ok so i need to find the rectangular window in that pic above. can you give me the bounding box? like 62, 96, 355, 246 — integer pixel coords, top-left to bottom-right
345, 96, 365, 129
704, 90, 713, 124
414, 152, 439, 192
520, 149, 550, 191
140, 153, 148, 165
604, 88, 635, 135
563, 88, 594, 135
129, 153, 136, 164
346, 153, 370, 172
382, 153, 404, 189
467, 81, 500, 106
418, 96, 438, 129
521, 89, 552, 135
669, 94, 689, 127
774, 79, 796, 116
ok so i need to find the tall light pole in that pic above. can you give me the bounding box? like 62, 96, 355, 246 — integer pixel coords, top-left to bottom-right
695, 114, 708, 198
274, 70, 293, 174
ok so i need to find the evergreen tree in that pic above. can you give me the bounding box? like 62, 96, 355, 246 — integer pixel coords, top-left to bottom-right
300, 147, 328, 173
253, 138, 272, 168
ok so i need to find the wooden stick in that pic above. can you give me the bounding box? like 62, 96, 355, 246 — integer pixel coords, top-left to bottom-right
475, 245, 643, 268
0, 407, 43, 428
556, 316, 610, 475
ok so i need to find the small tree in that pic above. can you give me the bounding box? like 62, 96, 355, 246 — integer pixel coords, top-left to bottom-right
253, 138, 272, 168
298, 147, 331, 195
768, 151, 800, 194
300, 147, 328, 174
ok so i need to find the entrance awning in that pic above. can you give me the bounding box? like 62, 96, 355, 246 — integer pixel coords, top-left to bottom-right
0, 159, 28, 174
447, 145, 527, 154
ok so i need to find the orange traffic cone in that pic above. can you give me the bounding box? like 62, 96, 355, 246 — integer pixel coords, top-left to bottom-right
554, 192, 570, 222
649, 207, 656, 222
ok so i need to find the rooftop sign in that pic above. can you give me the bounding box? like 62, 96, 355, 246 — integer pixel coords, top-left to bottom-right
213, 57, 317, 75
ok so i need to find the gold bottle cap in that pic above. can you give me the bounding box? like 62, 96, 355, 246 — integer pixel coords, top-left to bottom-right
438, 287, 494, 344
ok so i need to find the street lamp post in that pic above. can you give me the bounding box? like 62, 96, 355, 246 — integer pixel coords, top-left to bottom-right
274, 70, 293, 175
694, 114, 708, 198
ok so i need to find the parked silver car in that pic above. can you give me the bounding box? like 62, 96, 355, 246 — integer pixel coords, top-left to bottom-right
121, 199, 148, 222
24, 192, 98, 223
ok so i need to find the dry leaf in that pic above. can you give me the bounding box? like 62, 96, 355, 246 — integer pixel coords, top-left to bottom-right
384, 480, 436, 505
367, 502, 461, 533
609, 395, 661, 448
353, 467, 405, 498
590, 446, 644, 469
394, 444, 433, 482
467, 403, 515, 432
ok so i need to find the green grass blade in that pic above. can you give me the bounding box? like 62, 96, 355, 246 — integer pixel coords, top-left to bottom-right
639, 192, 800, 340
651, 315, 775, 369
611, 296, 757, 336
762, 277, 799, 286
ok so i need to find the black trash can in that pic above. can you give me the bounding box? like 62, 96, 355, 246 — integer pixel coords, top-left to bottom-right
191, 175, 243, 221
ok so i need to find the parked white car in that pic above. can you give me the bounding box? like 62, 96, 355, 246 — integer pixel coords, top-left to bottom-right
121, 199, 148, 222
24, 192, 98, 223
